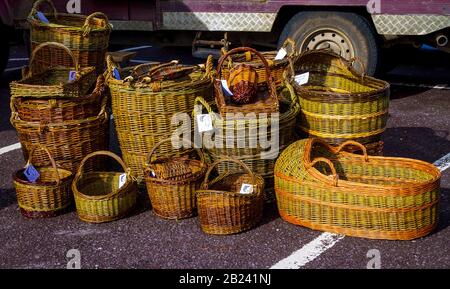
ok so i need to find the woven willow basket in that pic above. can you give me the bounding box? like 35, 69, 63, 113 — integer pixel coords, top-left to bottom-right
289, 50, 390, 145
196, 158, 264, 235
144, 138, 207, 220
13, 146, 73, 218
10, 42, 96, 99
221, 38, 296, 89
72, 151, 138, 223
107, 56, 214, 180
274, 138, 441, 240
11, 75, 106, 123
28, 0, 111, 74
11, 89, 109, 173
215, 47, 279, 116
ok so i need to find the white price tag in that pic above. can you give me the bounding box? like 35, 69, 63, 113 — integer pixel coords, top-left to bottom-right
196, 114, 213, 133
274, 47, 287, 60
239, 183, 254, 195
118, 173, 127, 189
295, 72, 310, 86
221, 79, 233, 97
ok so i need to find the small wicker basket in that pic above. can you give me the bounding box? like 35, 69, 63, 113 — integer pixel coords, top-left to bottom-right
72, 151, 138, 223
196, 158, 264, 235
144, 138, 207, 220
13, 146, 73, 218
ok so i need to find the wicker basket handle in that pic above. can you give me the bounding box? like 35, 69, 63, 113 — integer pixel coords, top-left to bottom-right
217, 47, 274, 91
281, 38, 297, 57
26, 145, 61, 185
283, 70, 299, 105
192, 96, 214, 118
28, 0, 57, 21
146, 138, 205, 166
28, 42, 79, 77
82, 12, 111, 36
308, 157, 339, 187
335, 140, 369, 161
202, 55, 214, 80
201, 157, 255, 190
74, 151, 130, 181
349, 57, 366, 77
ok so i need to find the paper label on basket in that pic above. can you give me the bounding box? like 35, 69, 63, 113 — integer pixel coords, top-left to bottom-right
68, 70, 77, 82
240, 183, 254, 195
24, 165, 40, 183
36, 11, 50, 24
113, 68, 121, 80
274, 48, 287, 60
294, 72, 310, 86
196, 114, 213, 133
118, 173, 127, 189
221, 79, 233, 97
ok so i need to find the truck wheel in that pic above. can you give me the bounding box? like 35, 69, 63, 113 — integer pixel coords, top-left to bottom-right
279, 11, 379, 75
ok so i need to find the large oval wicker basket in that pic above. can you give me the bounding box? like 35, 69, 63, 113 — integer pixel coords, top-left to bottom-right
274, 138, 441, 240
289, 50, 390, 145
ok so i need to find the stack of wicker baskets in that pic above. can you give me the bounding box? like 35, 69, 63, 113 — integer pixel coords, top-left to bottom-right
195, 47, 299, 201
27, 0, 112, 74
107, 56, 214, 181
10, 42, 109, 173
288, 50, 390, 155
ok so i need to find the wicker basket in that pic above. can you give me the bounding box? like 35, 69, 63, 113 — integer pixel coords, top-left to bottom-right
144, 138, 207, 220
11, 91, 109, 173
107, 55, 214, 179
274, 138, 441, 240
11, 75, 106, 123
221, 38, 296, 89
72, 151, 138, 223
289, 50, 390, 145
196, 158, 265, 235
215, 47, 279, 116
10, 42, 96, 99
13, 146, 73, 218
227, 64, 258, 104
28, 0, 111, 74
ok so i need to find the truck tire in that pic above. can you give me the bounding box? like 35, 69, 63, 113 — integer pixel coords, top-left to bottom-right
279, 11, 379, 76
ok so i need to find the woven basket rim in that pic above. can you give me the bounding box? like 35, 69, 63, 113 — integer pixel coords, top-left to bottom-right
144, 159, 207, 185
72, 171, 136, 200
13, 166, 72, 187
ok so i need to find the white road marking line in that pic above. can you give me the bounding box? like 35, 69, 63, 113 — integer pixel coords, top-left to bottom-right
271, 233, 345, 269
0, 142, 21, 156
4, 66, 23, 72
9, 58, 29, 61
130, 59, 158, 64
433, 152, 450, 172
118, 45, 152, 52
390, 82, 449, 90
271, 152, 450, 269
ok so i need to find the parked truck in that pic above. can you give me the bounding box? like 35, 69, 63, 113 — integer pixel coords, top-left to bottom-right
1, 0, 449, 75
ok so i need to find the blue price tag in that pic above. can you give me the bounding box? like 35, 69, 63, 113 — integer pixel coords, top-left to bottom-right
68, 70, 77, 82
36, 11, 50, 24
113, 68, 121, 80
24, 165, 40, 183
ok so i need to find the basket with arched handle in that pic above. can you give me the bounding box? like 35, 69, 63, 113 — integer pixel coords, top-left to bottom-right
13, 145, 73, 218
144, 138, 207, 220
10, 42, 96, 98
72, 151, 138, 223
28, 0, 111, 74
196, 157, 264, 235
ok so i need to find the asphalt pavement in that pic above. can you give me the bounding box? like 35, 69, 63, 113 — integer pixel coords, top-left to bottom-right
0, 43, 449, 269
